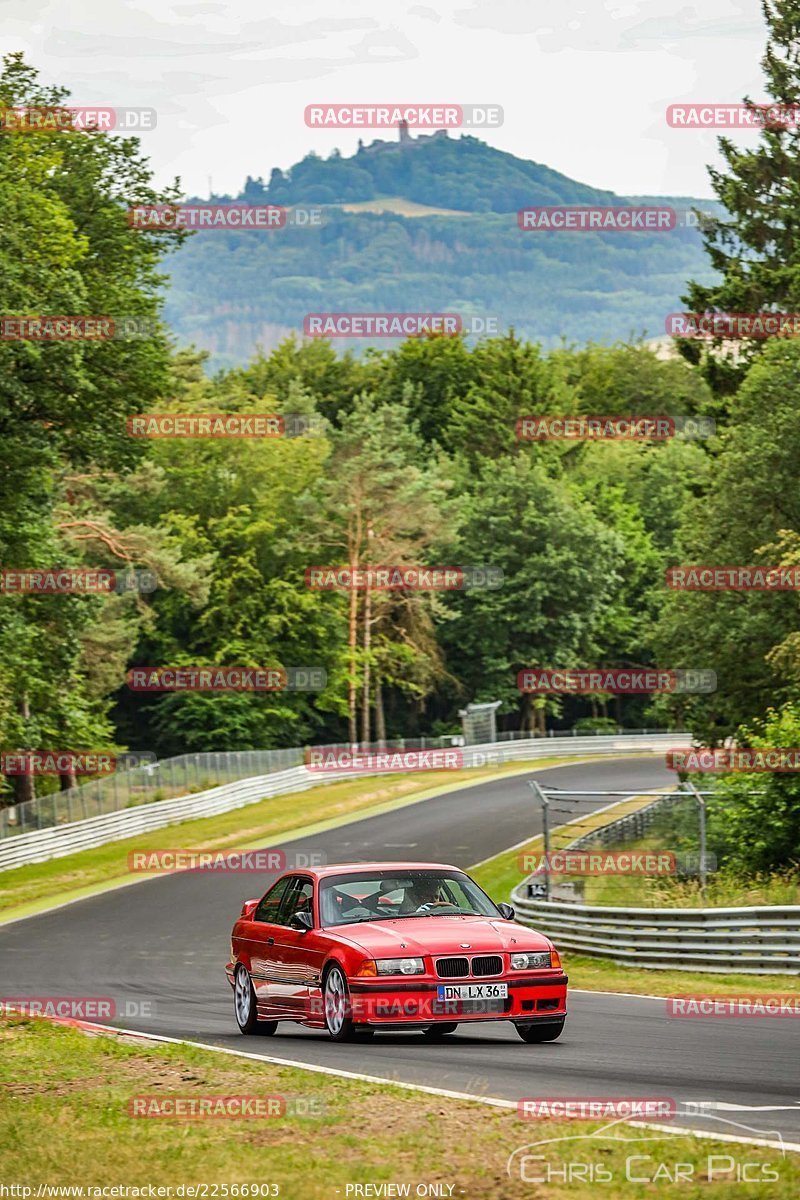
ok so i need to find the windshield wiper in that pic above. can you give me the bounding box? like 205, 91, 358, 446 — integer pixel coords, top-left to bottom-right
340, 915, 385, 923
391, 910, 484, 919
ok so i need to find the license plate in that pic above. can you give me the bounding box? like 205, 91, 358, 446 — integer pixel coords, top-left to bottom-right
437, 983, 508, 1001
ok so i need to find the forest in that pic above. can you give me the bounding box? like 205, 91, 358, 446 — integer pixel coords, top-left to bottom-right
2, 21, 800, 875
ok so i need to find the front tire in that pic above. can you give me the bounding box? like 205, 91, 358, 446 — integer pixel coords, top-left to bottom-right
515, 1018, 565, 1043
323, 964, 358, 1041
423, 1023, 458, 1039
234, 964, 278, 1036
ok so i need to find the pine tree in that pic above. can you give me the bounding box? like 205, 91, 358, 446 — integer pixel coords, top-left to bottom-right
681, 0, 800, 395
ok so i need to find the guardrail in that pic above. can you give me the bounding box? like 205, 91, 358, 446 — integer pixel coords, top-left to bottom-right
0, 732, 688, 872
0, 726, 680, 840
511, 892, 800, 975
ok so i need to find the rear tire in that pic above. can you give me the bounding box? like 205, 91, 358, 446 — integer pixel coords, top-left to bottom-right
515, 1018, 565, 1043
423, 1023, 458, 1039
234, 964, 278, 1036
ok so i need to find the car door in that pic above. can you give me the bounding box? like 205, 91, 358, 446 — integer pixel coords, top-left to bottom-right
245, 875, 294, 1017
270, 875, 324, 1016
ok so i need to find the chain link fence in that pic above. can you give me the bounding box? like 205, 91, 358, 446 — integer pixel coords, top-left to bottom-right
0, 727, 678, 839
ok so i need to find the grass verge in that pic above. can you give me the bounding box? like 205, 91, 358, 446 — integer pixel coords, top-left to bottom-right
1, 1015, 796, 1198
469, 795, 800, 998
0, 756, 590, 921
583, 841, 800, 908
469, 792, 658, 900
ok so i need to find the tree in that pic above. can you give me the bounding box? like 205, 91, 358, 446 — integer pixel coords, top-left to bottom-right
653, 338, 800, 740
0, 54, 183, 800
373, 332, 477, 444
444, 331, 556, 461
699, 703, 800, 875
680, 1, 800, 395
115, 383, 340, 756
316, 396, 455, 742
442, 454, 625, 732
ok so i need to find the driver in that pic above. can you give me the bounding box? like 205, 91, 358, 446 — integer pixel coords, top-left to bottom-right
406, 876, 454, 913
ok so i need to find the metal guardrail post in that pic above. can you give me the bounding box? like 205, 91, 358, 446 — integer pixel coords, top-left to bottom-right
683, 779, 707, 902
528, 780, 550, 901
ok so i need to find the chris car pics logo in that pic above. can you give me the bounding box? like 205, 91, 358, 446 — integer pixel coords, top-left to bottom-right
507, 1116, 783, 1185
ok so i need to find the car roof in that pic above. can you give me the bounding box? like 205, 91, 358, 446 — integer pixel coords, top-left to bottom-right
301, 862, 463, 881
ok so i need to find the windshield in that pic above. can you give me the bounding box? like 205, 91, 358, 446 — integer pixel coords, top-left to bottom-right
318, 869, 500, 927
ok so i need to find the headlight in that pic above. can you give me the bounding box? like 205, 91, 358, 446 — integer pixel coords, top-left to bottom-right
510, 951, 551, 970
376, 957, 425, 976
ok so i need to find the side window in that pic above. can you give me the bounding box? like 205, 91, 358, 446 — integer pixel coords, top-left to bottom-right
278, 877, 314, 927
254, 876, 293, 923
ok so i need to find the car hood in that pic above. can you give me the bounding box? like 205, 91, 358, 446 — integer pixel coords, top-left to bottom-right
331, 915, 550, 957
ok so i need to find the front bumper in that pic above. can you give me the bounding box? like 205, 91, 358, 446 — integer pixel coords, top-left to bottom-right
342, 972, 568, 1025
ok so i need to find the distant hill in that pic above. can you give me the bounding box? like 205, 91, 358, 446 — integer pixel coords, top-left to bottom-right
162, 131, 720, 368
238, 131, 624, 213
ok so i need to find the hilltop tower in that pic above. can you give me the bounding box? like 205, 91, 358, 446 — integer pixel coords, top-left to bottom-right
398, 119, 412, 145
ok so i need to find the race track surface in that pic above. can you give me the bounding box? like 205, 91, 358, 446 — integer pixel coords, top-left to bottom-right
2, 756, 798, 1147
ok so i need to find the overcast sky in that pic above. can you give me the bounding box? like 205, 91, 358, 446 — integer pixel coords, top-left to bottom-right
1, 0, 770, 199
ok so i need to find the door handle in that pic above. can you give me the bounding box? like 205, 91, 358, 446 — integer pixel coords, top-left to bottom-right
267, 937, 275, 945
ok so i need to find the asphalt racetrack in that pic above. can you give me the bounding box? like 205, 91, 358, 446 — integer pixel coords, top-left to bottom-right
1, 756, 798, 1147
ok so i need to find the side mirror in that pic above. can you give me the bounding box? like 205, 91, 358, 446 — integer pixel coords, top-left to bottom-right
497, 902, 515, 920
290, 910, 313, 932
240, 899, 259, 920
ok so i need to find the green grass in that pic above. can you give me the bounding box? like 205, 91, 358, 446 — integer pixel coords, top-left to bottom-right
0, 756, 593, 920
582, 840, 800, 908
1, 1014, 796, 1198
470, 793, 657, 901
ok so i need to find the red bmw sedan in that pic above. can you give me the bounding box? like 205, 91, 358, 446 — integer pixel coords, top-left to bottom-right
226, 862, 567, 1042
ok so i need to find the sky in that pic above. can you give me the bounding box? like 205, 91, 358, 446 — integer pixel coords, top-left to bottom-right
0, 0, 770, 200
